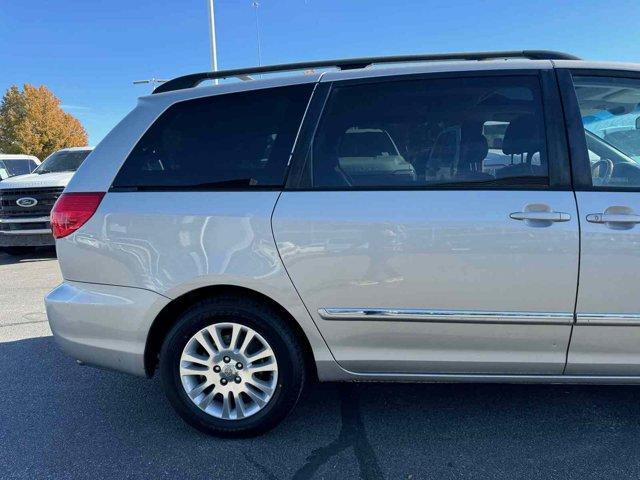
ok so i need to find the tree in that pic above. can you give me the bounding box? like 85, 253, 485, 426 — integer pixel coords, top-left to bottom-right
0, 84, 88, 160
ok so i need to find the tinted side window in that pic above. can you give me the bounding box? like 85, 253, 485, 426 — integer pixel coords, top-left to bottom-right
305, 76, 548, 189
113, 84, 313, 189
574, 76, 640, 189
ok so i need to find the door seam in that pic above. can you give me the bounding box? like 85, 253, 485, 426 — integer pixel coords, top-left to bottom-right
269, 190, 340, 362
562, 189, 581, 374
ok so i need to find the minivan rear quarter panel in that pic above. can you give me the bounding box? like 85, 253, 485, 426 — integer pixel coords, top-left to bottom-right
55, 191, 337, 374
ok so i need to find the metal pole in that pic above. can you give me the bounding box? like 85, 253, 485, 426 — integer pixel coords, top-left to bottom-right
252, 1, 262, 67
207, 0, 219, 83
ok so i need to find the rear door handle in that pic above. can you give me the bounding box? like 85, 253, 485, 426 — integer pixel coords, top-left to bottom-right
586, 213, 640, 224
510, 211, 571, 222
586, 206, 640, 229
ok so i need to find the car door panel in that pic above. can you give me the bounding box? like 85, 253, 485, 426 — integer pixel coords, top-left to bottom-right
275, 71, 578, 375
273, 190, 579, 374
566, 191, 640, 374
561, 72, 640, 375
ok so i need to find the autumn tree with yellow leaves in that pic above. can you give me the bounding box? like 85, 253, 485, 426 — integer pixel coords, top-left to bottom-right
0, 84, 88, 160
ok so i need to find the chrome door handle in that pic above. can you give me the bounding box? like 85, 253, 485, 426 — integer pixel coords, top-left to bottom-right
586, 213, 640, 224
510, 211, 571, 222
586, 206, 640, 229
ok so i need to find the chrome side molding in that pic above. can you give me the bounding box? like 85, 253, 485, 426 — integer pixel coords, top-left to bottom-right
318, 308, 574, 325
577, 313, 640, 326
318, 309, 640, 326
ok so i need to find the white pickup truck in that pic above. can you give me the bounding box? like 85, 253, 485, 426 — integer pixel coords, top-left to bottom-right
0, 147, 93, 254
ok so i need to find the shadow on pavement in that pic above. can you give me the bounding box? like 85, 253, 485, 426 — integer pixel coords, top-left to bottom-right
2, 336, 640, 479
0, 247, 57, 266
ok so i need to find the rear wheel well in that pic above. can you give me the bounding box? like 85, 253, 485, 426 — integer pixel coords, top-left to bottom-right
145, 285, 316, 379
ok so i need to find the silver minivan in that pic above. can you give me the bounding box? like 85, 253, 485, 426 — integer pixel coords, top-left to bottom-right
45, 51, 640, 436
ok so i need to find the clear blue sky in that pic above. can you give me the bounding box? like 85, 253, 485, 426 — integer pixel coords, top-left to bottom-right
1, 0, 639, 145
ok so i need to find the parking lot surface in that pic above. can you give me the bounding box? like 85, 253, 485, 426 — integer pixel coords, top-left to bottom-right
3, 249, 640, 479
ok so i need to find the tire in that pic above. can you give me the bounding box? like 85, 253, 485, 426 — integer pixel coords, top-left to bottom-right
159, 295, 306, 437
3, 246, 35, 256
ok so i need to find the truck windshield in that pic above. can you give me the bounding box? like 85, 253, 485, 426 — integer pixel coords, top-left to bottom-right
0, 159, 35, 177
34, 150, 91, 174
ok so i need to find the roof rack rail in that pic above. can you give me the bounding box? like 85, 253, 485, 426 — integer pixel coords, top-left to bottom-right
153, 50, 579, 94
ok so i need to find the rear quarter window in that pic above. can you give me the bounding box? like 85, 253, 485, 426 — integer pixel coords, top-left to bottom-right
112, 84, 314, 190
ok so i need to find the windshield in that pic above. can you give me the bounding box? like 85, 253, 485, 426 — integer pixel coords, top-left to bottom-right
34, 150, 91, 174
604, 129, 640, 156
576, 76, 640, 162
0, 159, 36, 178
585, 130, 636, 163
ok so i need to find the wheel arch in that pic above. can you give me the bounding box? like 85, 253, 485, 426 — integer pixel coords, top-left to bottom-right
144, 284, 318, 379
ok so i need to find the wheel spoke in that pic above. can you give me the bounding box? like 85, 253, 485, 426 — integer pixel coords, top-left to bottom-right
247, 377, 274, 395
182, 352, 209, 367
243, 387, 267, 407
198, 390, 216, 410
194, 331, 217, 357
247, 347, 273, 364
206, 325, 226, 352
221, 393, 232, 420
188, 380, 213, 399
247, 359, 277, 373
229, 324, 241, 351
180, 364, 208, 377
239, 330, 255, 355
236, 395, 247, 419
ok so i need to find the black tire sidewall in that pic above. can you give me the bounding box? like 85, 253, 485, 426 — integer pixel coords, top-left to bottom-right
159, 299, 304, 437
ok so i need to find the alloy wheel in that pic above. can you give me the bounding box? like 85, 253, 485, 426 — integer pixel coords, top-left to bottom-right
179, 322, 279, 420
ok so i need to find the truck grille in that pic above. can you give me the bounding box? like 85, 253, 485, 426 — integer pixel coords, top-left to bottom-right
0, 187, 64, 218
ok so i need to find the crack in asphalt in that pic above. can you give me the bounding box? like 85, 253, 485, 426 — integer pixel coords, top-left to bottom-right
243, 453, 280, 480
292, 384, 383, 480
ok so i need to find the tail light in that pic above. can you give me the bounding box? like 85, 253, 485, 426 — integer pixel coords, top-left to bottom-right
51, 192, 105, 239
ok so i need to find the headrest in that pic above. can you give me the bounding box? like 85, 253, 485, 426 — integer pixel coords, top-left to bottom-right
502, 115, 541, 155
460, 132, 488, 166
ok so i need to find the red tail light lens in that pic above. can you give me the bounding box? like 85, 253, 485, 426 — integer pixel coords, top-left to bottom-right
51, 192, 105, 239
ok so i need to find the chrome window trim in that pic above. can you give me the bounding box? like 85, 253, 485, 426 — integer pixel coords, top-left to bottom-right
318, 308, 574, 325
286, 81, 320, 167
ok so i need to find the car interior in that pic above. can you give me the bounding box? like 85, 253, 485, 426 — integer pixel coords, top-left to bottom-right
117, 86, 314, 188
311, 79, 549, 188
574, 76, 640, 187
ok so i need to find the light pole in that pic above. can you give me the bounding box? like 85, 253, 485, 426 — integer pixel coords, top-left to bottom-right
252, 1, 262, 67
208, 0, 218, 81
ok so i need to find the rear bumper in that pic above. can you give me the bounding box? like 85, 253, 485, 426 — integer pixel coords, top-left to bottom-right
45, 281, 170, 376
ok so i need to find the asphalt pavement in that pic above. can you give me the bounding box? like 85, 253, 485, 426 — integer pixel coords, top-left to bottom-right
2, 249, 640, 479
